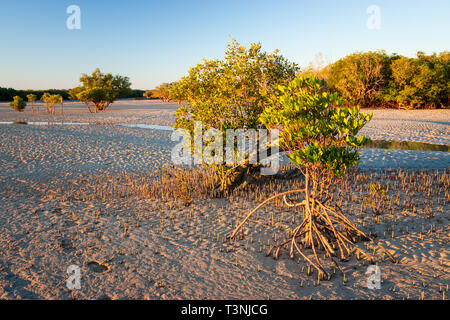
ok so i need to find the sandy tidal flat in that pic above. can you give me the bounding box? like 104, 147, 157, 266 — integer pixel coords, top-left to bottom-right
0, 101, 448, 299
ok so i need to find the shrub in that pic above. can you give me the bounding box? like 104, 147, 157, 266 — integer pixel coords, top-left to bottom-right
41, 93, 51, 113
143, 90, 153, 99
327, 51, 390, 107
154, 82, 173, 102
40, 93, 63, 114
10, 96, 26, 112
385, 52, 449, 108
173, 39, 298, 133
171, 39, 299, 193
232, 76, 396, 276
77, 88, 110, 112
324, 50, 449, 109
26, 93, 37, 113
70, 68, 132, 112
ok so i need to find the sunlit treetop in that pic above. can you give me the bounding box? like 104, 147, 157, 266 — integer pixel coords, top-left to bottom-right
260, 76, 373, 176
173, 38, 299, 133
69, 68, 132, 112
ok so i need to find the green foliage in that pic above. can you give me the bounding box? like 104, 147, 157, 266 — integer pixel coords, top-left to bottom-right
70, 68, 132, 112
10, 96, 26, 111
173, 38, 299, 135
130, 89, 146, 98
260, 76, 372, 176
323, 50, 448, 109
40, 93, 62, 114
154, 82, 174, 102
327, 51, 391, 106
68, 86, 84, 101
143, 90, 153, 99
385, 52, 449, 108
0, 87, 143, 103
232, 76, 396, 275
27, 93, 37, 113
26, 93, 38, 113
26, 93, 37, 102
170, 39, 298, 192
0, 88, 69, 102
77, 88, 110, 112
41, 92, 51, 113
50, 94, 63, 104
40, 92, 51, 102
0, 88, 19, 101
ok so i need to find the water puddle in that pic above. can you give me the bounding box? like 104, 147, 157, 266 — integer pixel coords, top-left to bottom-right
118, 123, 173, 131
363, 139, 449, 152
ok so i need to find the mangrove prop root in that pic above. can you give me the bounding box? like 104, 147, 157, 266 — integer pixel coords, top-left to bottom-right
230, 190, 396, 277
230, 189, 306, 239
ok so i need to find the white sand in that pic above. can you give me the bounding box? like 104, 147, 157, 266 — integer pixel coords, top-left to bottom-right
360, 108, 450, 145
0, 101, 448, 300
0, 101, 448, 181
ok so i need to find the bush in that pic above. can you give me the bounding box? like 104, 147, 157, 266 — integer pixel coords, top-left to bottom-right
10, 96, 26, 111
77, 88, 110, 112
143, 90, 153, 99
70, 68, 132, 112
385, 52, 449, 108
325, 51, 449, 109
153, 83, 173, 102
26, 93, 38, 113
41, 93, 63, 114
171, 39, 299, 193
327, 51, 390, 107
173, 38, 299, 134
261, 76, 372, 177
232, 76, 396, 276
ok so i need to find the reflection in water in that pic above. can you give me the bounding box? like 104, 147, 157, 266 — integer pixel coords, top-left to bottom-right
364, 139, 449, 152
118, 124, 174, 131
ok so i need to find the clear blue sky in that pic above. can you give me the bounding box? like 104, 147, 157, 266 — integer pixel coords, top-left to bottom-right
1, 0, 449, 90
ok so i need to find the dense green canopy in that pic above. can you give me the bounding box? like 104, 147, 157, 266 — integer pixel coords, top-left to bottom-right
261, 76, 372, 176
69, 68, 132, 112
322, 51, 449, 109
173, 39, 299, 134
9, 96, 26, 112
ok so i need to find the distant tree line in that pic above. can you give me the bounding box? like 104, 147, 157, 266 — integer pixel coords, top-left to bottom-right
0, 88, 70, 102
128, 89, 145, 99
300, 51, 449, 109
0, 87, 145, 102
